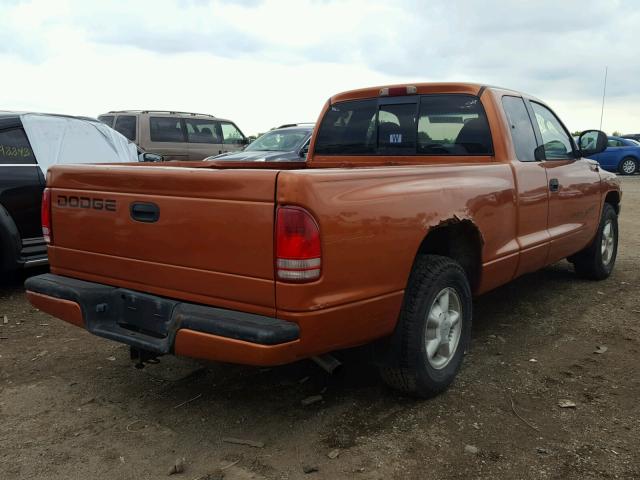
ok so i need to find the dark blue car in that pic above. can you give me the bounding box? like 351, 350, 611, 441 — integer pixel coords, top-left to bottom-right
588, 136, 640, 175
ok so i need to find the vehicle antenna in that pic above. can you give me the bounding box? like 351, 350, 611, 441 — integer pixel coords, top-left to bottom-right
599, 66, 608, 131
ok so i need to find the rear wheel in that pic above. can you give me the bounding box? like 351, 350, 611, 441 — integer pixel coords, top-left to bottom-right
619, 157, 637, 175
379, 255, 472, 397
572, 203, 618, 280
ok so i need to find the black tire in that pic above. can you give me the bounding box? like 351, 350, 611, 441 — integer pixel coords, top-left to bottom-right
572, 203, 618, 280
379, 255, 472, 398
618, 157, 638, 175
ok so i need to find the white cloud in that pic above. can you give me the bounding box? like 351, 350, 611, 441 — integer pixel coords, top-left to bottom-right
0, 0, 638, 135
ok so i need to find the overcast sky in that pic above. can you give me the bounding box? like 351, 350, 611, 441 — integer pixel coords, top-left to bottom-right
2, 0, 639, 136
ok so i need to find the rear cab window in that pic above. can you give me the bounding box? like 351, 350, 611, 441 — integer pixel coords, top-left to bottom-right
314, 94, 492, 156
0, 128, 36, 164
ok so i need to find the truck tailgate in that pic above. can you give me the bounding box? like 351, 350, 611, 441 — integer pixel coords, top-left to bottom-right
46, 164, 278, 315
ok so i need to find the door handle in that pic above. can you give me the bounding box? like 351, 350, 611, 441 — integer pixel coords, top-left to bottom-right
549, 178, 560, 192
130, 202, 160, 223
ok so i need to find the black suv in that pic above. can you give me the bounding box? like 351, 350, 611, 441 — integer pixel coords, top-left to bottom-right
0, 113, 47, 276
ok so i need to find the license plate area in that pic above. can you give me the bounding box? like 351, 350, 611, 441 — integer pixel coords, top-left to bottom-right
113, 289, 178, 339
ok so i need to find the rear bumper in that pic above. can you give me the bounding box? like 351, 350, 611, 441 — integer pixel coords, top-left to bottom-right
25, 273, 302, 366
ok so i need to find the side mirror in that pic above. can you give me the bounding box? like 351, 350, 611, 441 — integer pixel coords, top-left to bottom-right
534, 145, 545, 161
300, 144, 310, 158
578, 130, 607, 157
142, 152, 163, 162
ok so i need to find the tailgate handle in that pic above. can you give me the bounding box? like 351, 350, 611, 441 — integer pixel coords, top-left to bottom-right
130, 202, 160, 223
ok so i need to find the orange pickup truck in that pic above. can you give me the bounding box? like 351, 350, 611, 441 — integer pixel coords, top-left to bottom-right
26, 83, 620, 397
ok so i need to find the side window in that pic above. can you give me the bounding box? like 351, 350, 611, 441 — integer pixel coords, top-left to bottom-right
0, 128, 36, 165
418, 95, 492, 155
149, 117, 186, 142
501, 96, 538, 162
377, 103, 417, 154
607, 138, 621, 147
114, 115, 136, 141
184, 119, 222, 144
220, 122, 245, 145
531, 102, 573, 160
315, 99, 378, 155
98, 115, 115, 128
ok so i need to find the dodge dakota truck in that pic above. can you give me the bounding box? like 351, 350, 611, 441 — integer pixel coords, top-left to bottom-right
26, 83, 620, 397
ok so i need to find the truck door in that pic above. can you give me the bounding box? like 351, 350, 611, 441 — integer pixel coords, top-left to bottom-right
528, 101, 601, 264
501, 95, 550, 277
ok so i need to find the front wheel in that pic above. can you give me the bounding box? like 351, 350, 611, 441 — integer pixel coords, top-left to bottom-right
571, 203, 618, 280
619, 157, 638, 175
379, 255, 472, 398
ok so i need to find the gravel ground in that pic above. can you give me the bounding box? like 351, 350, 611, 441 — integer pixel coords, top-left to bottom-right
1, 176, 638, 480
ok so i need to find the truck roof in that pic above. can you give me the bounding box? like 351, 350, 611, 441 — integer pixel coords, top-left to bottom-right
329, 82, 526, 104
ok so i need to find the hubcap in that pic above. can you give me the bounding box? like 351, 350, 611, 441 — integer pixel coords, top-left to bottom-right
601, 220, 615, 265
622, 159, 636, 174
424, 287, 462, 370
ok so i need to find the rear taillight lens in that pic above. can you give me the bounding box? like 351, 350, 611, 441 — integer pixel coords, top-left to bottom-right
276, 206, 321, 282
41, 188, 52, 244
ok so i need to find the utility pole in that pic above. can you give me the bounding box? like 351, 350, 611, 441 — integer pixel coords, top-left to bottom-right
599, 66, 608, 131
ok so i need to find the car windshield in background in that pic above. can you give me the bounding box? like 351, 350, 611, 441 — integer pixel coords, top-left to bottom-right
315, 95, 492, 155
245, 129, 308, 152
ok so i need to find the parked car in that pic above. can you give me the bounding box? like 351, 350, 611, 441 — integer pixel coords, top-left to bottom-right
0, 112, 138, 277
207, 123, 313, 162
27, 83, 618, 398
98, 110, 248, 160
584, 135, 640, 175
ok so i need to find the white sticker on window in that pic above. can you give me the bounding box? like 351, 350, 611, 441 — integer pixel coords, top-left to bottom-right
390, 133, 402, 144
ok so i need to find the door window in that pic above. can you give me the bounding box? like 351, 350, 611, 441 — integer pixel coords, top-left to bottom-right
149, 117, 186, 142
184, 119, 222, 144
607, 138, 623, 147
0, 128, 36, 164
531, 103, 573, 160
220, 122, 245, 145
114, 115, 136, 141
501, 96, 538, 162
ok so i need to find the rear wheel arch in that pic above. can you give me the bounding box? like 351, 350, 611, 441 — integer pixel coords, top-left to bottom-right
414, 219, 483, 291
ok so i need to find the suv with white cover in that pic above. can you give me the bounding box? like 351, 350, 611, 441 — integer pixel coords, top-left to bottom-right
0, 112, 137, 277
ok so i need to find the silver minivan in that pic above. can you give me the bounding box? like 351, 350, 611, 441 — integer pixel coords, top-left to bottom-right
98, 110, 248, 160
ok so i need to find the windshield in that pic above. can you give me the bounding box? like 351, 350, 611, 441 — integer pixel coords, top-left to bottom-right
245, 129, 308, 152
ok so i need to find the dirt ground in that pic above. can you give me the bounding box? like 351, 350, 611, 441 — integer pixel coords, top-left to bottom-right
1, 177, 638, 480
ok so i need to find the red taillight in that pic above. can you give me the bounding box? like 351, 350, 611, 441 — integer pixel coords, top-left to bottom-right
275, 206, 321, 282
41, 188, 52, 244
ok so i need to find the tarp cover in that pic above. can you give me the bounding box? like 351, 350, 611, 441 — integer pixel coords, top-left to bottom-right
20, 113, 137, 174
